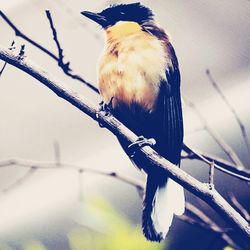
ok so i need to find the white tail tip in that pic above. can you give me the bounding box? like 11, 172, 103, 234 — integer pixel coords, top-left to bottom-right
151, 179, 185, 239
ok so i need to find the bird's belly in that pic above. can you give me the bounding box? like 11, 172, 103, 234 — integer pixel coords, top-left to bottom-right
99, 68, 159, 112
98, 33, 167, 113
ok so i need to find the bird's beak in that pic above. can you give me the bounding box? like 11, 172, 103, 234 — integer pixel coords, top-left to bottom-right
81, 11, 107, 26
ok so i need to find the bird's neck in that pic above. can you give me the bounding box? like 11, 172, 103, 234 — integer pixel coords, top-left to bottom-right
105, 21, 142, 41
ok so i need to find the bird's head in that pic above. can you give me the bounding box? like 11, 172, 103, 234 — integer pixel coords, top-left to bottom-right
81, 2, 154, 29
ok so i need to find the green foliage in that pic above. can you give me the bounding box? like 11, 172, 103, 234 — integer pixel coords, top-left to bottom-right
0, 198, 165, 250
23, 241, 48, 250
223, 247, 234, 250
68, 198, 165, 250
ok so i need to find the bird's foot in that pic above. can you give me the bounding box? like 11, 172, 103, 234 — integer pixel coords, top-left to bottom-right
128, 136, 156, 158
207, 183, 215, 191
96, 98, 113, 127
100, 99, 113, 113
100, 97, 114, 114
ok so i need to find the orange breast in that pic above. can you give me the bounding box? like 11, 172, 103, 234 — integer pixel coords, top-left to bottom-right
98, 26, 169, 112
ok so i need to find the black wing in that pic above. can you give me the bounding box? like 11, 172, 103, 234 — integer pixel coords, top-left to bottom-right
153, 49, 183, 165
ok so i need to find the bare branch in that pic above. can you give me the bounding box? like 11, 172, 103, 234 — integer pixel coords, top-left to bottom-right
206, 69, 250, 155
1, 167, 37, 194
0, 47, 249, 246
180, 214, 227, 234
209, 161, 215, 189
0, 11, 57, 59
183, 96, 243, 166
45, 10, 70, 73
186, 202, 225, 232
185, 203, 241, 250
183, 144, 250, 182
0, 40, 15, 77
17, 44, 25, 60
0, 11, 99, 93
0, 61, 8, 77
0, 157, 240, 249
78, 169, 84, 201
53, 141, 61, 167
0, 158, 144, 194
229, 193, 250, 222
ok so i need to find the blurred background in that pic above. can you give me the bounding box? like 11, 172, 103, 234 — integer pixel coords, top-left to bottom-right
0, 0, 250, 249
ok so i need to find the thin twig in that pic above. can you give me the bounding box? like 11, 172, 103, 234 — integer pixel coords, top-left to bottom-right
0, 11, 99, 93
206, 69, 250, 155
185, 203, 240, 249
186, 202, 224, 232
0, 61, 8, 77
183, 144, 250, 182
0, 40, 15, 77
1, 167, 37, 194
183, 96, 243, 166
0, 158, 145, 193
53, 141, 61, 167
209, 161, 215, 189
44, 9, 99, 93
0, 48, 249, 246
78, 169, 84, 201
45, 10, 70, 73
180, 214, 227, 234
0, 11, 57, 59
17, 44, 25, 60
229, 193, 250, 222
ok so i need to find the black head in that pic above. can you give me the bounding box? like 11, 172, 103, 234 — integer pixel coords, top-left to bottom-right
81, 2, 154, 28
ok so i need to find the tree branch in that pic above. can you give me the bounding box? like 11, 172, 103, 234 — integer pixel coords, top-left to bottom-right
206, 69, 250, 155
184, 203, 241, 249
0, 11, 99, 93
2, 11, 249, 182
0, 40, 15, 77
229, 193, 250, 222
0, 158, 144, 193
183, 144, 250, 182
45, 10, 67, 70
0, 11, 249, 181
1, 167, 37, 194
0, 46, 249, 247
0, 157, 241, 249
183, 96, 243, 166
53, 140, 61, 167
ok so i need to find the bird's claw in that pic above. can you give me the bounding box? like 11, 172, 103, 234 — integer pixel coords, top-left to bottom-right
207, 183, 215, 190
98, 101, 108, 113
128, 136, 156, 158
100, 97, 114, 114
96, 99, 114, 128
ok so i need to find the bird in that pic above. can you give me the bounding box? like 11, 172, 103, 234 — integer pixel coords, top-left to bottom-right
81, 2, 185, 242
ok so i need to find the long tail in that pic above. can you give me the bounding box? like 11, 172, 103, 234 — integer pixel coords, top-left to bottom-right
142, 174, 185, 242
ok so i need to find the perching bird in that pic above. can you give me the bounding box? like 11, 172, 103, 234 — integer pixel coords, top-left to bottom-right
81, 2, 185, 242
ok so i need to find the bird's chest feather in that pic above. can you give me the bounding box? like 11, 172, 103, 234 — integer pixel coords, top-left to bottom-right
98, 27, 168, 113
